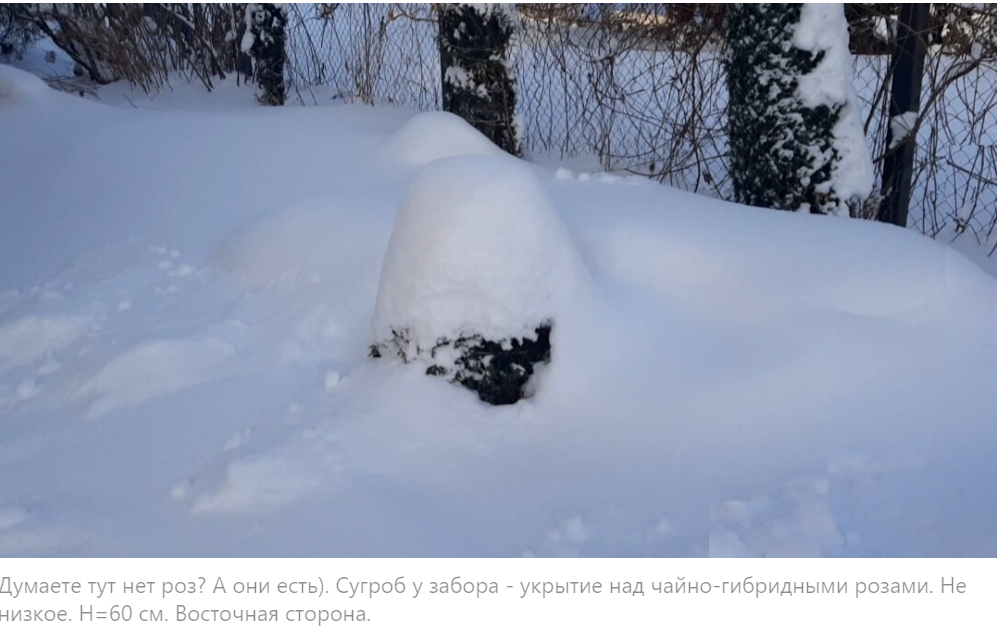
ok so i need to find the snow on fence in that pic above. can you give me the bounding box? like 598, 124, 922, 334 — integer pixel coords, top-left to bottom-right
283, 4, 997, 250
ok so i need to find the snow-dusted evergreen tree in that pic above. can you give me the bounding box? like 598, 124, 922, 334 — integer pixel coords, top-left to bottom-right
241, 3, 286, 106
438, 4, 521, 156
725, 4, 873, 216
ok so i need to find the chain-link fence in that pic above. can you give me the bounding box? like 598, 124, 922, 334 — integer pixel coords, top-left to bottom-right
284, 3, 997, 251
286, 4, 440, 108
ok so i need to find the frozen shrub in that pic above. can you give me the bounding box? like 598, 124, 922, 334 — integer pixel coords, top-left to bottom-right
242, 3, 286, 106
725, 4, 873, 216
438, 4, 521, 156
370, 155, 582, 404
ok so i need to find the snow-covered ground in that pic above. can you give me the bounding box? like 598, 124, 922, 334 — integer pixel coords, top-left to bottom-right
1, 63, 997, 557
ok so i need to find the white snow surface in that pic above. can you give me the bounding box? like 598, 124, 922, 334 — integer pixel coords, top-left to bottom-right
382, 111, 506, 166
889, 110, 920, 151
0, 64, 52, 104
372, 156, 583, 350
795, 3, 876, 215
1, 63, 997, 556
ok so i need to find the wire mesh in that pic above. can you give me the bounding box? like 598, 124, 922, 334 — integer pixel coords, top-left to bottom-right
284, 3, 997, 249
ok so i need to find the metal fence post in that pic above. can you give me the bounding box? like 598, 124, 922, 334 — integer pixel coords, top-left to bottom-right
877, 3, 930, 227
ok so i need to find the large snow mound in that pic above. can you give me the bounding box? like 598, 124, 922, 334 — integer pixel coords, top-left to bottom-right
2, 67, 997, 556
0, 64, 51, 104
382, 111, 508, 166
372, 156, 584, 349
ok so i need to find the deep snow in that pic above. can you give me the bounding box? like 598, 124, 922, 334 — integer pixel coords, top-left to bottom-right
1, 63, 997, 557
372, 153, 582, 350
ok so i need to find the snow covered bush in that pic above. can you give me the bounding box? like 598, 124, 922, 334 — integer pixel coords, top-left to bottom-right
370, 156, 581, 405
0, 6, 40, 60
12, 4, 252, 90
439, 4, 521, 157
242, 3, 286, 106
725, 3, 873, 217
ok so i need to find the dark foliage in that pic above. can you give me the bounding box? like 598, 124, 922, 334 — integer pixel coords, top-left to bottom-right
440, 324, 551, 406
0, 5, 40, 60
438, 4, 521, 156
245, 3, 286, 106
372, 323, 552, 406
9, 4, 253, 90
725, 4, 841, 215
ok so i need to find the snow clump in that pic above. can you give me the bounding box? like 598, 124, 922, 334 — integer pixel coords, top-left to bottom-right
383, 111, 507, 166
371, 155, 583, 404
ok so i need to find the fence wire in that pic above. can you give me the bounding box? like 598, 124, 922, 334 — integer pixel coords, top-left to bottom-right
285, 3, 997, 250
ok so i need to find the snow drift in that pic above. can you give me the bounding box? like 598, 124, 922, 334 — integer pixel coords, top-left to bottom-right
382, 111, 508, 166
0, 64, 51, 104
1, 58, 997, 556
371, 155, 584, 403
372, 155, 583, 350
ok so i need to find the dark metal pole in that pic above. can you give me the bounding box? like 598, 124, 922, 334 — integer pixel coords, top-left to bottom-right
877, 3, 930, 227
